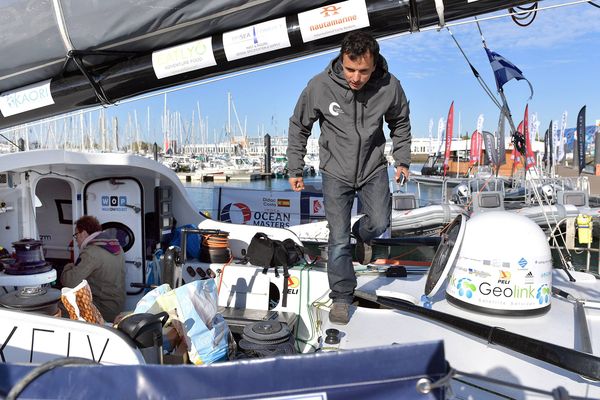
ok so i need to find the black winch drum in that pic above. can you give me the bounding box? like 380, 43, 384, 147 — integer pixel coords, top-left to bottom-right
12, 239, 45, 266
238, 320, 296, 357
0, 287, 61, 316
3, 239, 53, 275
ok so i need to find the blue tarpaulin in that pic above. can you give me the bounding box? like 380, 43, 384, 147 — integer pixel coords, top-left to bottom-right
0, 342, 446, 399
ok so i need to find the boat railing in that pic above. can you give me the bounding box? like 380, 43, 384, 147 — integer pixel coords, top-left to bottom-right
395, 178, 452, 207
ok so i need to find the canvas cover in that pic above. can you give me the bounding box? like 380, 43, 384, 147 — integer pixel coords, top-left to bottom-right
0, 341, 447, 399
0, 0, 534, 129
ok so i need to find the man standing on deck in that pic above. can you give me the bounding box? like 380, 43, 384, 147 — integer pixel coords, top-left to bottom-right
286, 31, 412, 325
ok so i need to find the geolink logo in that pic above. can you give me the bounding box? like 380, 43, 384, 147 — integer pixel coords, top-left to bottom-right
220, 202, 251, 224
455, 277, 476, 299
328, 102, 343, 116
536, 284, 550, 304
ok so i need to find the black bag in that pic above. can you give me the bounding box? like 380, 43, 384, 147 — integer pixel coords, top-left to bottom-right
281, 238, 304, 266
246, 233, 306, 307
246, 233, 275, 267
247, 233, 305, 271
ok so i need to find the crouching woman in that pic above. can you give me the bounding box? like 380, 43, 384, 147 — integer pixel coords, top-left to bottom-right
61, 215, 126, 322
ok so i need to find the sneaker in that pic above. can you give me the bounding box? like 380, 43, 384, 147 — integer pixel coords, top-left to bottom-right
355, 237, 373, 265
329, 302, 350, 325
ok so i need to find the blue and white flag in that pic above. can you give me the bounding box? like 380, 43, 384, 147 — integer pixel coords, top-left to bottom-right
485, 48, 533, 98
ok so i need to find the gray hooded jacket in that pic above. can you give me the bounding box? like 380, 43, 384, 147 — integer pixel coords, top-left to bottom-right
287, 54, 411, 187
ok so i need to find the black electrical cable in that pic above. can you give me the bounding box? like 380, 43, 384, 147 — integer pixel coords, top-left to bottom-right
509, 3, 539, 27
589, 1, 600, 9
6, 357, 98, 400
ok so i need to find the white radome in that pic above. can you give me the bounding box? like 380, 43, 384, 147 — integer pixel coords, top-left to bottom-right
446, 211, 553, 315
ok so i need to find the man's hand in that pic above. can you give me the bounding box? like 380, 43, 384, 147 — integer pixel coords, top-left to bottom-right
395, 166, 410, 184
289, 177, 305, 192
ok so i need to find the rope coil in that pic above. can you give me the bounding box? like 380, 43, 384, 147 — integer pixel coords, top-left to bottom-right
200, 231, 231, 264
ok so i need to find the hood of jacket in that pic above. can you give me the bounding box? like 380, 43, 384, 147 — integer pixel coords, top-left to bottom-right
84, 231, 122, 255
327, 53, 389, 91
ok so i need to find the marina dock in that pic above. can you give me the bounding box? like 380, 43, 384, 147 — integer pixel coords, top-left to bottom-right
178, 172, 275, 183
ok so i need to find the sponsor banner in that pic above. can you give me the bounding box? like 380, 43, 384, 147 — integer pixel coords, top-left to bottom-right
219, 189, 300, 227
0, 80, 54, 117
443, 101, 454, 174
152, 37, 216, 79
298, 0, 369, 43
308, 195, 357, 217
309, 196, 325, 217
223, 18, 290, 61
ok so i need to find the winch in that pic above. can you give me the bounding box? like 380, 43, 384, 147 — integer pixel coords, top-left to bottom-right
2, 239, 53, 275
0, 286, 61, 316
238, 320, 296, 358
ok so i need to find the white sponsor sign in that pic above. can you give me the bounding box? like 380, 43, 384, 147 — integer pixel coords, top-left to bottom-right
152, 37, 217, 79
219, 189, 301, 227
298, 0, 369, 43
223, 18, 291, 61
0, 80, 54, 117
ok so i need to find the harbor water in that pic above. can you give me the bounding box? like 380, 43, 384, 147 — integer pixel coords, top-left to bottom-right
183, 165, 437, 218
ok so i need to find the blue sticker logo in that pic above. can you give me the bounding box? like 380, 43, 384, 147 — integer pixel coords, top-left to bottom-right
100, 195, 128, 211
456, 278, 476, 299
518, 258, 528, 268
536, 284, 550, 304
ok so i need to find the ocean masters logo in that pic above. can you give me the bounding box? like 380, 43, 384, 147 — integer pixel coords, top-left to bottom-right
220, 202, 252, 224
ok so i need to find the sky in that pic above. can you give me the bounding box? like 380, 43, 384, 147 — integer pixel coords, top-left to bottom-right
95, 0, 600, 146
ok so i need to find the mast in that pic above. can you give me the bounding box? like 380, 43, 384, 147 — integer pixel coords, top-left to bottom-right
147, 106, 150, 149
113, 116, 119, 152
88, 111, 93, 151
80, 111, 85, 152
99, 109, 106, 151
227, 91, 231, 140
134, 109, 140, 153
